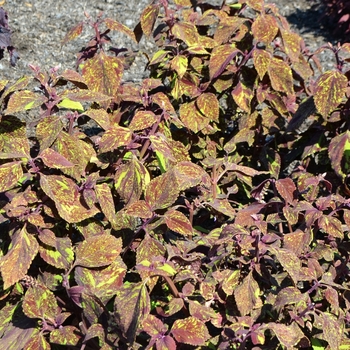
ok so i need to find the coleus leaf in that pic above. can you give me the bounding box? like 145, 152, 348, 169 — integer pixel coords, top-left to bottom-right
75, 258, 126, 304
114, 281, 150, 345
40, 174, 99, 223
172, 22, 200, 47
179, 100, 211, 133
251, 14, 278, 43
0, 116, 31, 158
129, 110, 158, 131
39, 148, 75, 169
234, 271, 261, 316
266, 322, 304, 348
140, 3, 159, 37
314, 70, 347, 118
36, 115, 64, 151
171, 316, 210, 346
104, 18, 137, 42
82, 51, 123, 97
136, 258, 177, 277
5, 90, 47, 114
74, 234, 123, 268
328, 130, 350, 179
253, 49, 271, 80
145, 172, 179, 210
209, 44, 241, 80
94, 183, 118, 229
136, 233, 165, 290
125, 200, 153, 219
98, 125, 132, 153
231, 81, 254, 113
22, 284, 59, 320
0, 161, 23, 192
269, 247, 301, 285
164, 209, 193, 236
142, 314, 167, 338
267, 57, 294, 95
318, 215, 343, 239
319, 312, 343, 350
50, 326, 81, 346
0, 225, 39, 289
53, 131, 96, 181
39, 236, 74, 270
62, 21, 83, 45
115, 156, 149, 204
275, 178, 296, 204
83, 108, 111, 130
195, 92, 219, 122
171, 55, 188, 78
24, 331, 51, 350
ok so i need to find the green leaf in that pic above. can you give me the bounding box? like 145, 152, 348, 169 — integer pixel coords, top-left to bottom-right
0, 161, 23, 192
57, 98, 84, 112
0, 225, 39, 289
75, 234, 122, 268
114, 282, 150, 345
40, 174, 99, 223
171, 316, 210, 346
314, 70, 347, 118
22, 284, 59, 320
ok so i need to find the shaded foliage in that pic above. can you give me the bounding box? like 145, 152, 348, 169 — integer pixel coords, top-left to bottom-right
0, 0, 350, 349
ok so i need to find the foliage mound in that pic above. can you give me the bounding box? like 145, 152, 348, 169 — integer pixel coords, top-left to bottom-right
0, 0, 350, 349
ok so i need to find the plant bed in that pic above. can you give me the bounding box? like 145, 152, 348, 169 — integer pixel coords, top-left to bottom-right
0, 0, 350, 349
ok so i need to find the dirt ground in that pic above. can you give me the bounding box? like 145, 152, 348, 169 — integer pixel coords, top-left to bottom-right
0, 0, 341, 86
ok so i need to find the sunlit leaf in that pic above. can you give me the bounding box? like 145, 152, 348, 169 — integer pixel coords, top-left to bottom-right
95, 183, 118, 229
5, 90, 46, 114
0, 161, 23, 192
129, 110, 158, 131
318, 215, 343, 239
171, 316, 210, 346
23, 284, 58, 320
251, 14, 278, 43
40, 174, 99, 223
75, 234, 122, 268
314, 70, 347, 117
328, 130, 350, 179
99, 125, 132, 153
39, 148, 74, 169
140, 4, 159, 37
234, 271, 261, 316
82, 51, 123, 97
0, 225, 39, 289
62, 22, 83, 45
164, 209, 193, 236
104, 18, 136, 42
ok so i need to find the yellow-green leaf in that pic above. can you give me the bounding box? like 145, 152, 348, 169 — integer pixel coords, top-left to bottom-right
314, 70, 347, 118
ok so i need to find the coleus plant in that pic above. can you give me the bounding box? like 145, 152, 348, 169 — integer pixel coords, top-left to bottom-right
0, 0, 350, 349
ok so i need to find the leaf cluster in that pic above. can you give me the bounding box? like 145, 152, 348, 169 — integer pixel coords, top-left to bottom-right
0, 0, 350, 349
